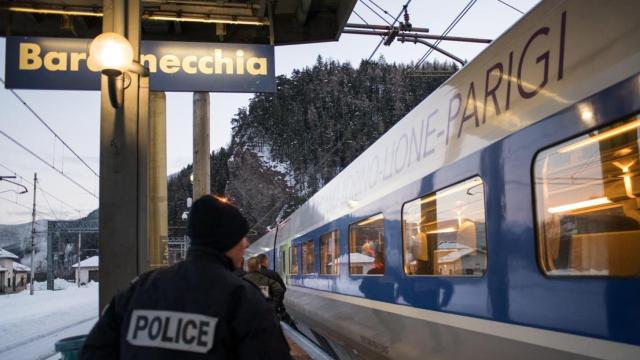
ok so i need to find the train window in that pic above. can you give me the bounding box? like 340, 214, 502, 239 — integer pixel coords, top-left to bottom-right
349, 214, 385, 275
320, 230, 340, 275
290, 246, 299, 275
534, 114, 640, 276
402, 177, 487, 276
302, 240, 315, 274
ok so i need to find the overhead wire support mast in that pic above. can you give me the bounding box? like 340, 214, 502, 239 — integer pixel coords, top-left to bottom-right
345, 23, 429, 33
398, 36, 466, 66
367, 0, 412, 61
0, 175, 28, 194
0, 162, 84, 215
342, 29, 491, 44
29, 173, 37, 296
351, 11, 385, 40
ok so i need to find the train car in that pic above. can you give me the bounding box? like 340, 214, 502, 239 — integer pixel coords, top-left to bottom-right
246, 1, 640, 358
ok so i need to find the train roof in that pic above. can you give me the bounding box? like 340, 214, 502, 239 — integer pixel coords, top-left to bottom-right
253, 0, 640, 250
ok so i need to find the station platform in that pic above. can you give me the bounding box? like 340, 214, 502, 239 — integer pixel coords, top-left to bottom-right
281, 322, 334, 360
287, 336, 312, 360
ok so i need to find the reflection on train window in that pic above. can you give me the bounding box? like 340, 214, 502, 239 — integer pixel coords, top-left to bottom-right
402, 177, 487, 276
349, 214, 385, 275
534, 114, 640, 276
320, 230, 340, 275
281, 249, 287, 274
290, 246, 299, 275
302, 240, 315, 274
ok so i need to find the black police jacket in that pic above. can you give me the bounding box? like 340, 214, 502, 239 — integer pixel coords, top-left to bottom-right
80, 246, 292, 359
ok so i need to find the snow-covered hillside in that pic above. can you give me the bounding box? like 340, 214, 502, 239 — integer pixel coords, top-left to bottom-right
0, 220, 48, 271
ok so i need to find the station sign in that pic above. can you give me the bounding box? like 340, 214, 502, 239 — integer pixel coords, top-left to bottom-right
4, 36, 275, 93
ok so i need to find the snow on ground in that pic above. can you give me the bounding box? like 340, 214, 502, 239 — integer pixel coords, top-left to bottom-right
0, 280, 99, 360
31, 278, 78, 291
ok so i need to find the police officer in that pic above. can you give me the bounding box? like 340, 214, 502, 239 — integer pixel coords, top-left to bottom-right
80, 195, 292, 359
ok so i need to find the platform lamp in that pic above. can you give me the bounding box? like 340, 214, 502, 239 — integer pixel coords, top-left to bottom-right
88, 32, 149, 108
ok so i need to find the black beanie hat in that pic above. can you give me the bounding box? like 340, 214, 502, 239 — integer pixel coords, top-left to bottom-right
187, 195, 250, 252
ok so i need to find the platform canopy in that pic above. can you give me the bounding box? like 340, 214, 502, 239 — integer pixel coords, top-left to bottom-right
0, 0, 357, 45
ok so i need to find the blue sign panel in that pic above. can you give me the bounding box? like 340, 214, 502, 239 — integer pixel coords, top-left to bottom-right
5, 36, 275, 93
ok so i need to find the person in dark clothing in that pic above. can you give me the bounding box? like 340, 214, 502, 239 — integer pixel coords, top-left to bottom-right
255, 253, 296, 327
80, 195, 291, 359
243, 257, 285, 307
366, 251, 385, 275
257, 253, 286, 289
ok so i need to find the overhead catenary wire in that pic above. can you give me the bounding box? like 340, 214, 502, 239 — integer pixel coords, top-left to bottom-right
0, 195, 53, 219
497, 0, 525, 14
39, 183, 61, 220
367, 0, 412, 61
366, 0, 396, 21
413, 0, 478, 70
0, 161, 85, 215
359, 0, 392, 25
0, 77, 99, 178
0, 130, 98, 199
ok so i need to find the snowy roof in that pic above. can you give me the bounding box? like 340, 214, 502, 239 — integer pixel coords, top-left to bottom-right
437, 242, 472, 250
438, 248, 476, 263
13, 262, 31, 272
0, 248, 19, 260
333, 253, 374, 265
72, 256, 99, 268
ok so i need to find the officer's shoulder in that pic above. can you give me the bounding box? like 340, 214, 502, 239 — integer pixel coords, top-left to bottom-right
129, 268, 159, 285
128, 265, 176, 288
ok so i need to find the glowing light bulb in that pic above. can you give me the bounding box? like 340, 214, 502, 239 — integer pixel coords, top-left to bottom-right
88, 32, 134, 73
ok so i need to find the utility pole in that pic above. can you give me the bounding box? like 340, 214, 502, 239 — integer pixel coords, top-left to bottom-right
77, 232, 82, 287
29, 173, 37, 295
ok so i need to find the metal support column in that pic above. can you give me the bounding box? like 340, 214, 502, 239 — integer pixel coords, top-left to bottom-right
29, 172, 37, 295
99, 0, 149, 310
149, 92, 168, 270
46, 230, 53, 290
193, 92, 211, 200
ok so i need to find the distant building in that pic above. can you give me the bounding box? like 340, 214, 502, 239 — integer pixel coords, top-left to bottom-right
0, 248, 31, 293
436, 243, 487, 276
72, 256, 99, 285
335, 253, 375, 274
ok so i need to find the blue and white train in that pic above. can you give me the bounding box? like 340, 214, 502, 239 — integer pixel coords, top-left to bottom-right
246, 1, 640, 358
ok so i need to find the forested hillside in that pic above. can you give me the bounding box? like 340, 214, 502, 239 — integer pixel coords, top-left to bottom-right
168, 57, 456, 239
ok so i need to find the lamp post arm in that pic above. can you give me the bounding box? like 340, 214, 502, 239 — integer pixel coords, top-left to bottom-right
398, 36, 466, 66
128, 61, 150, 77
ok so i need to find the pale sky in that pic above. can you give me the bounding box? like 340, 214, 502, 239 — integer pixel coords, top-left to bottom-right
0, 0, 538, 224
